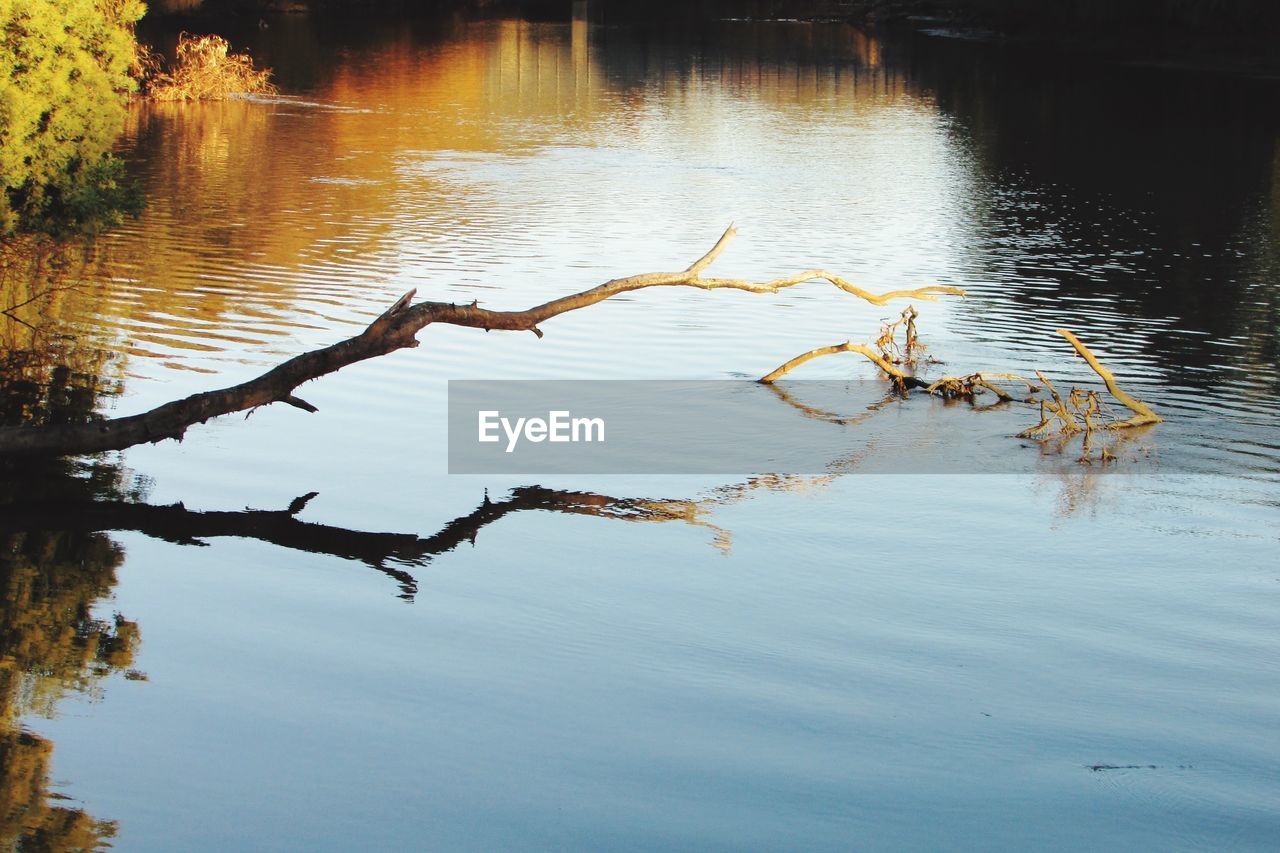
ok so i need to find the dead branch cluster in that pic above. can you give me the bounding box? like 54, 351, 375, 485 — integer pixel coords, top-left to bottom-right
759, 303, 1163, 463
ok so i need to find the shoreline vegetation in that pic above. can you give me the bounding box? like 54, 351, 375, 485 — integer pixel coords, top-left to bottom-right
0, 0, 145, 236
1, 0, 1272, 237
0, 2, 275, 238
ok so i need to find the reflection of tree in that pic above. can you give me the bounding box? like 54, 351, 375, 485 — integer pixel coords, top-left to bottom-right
1, 238, 126, 431
0, 464, 142, 850
901, 33, 1280, 384
0, 726, 118, 851
1, 247, 140, 846
0, 454, 823, 853
0, 399, 1125, 844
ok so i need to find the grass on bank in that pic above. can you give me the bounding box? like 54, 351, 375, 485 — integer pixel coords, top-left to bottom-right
144, 34, 277, 101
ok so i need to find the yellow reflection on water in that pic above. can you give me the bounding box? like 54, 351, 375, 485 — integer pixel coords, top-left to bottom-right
84, 19, 922, 382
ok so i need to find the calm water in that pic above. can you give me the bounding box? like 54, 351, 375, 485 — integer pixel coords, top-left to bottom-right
2, 11, 1279, 850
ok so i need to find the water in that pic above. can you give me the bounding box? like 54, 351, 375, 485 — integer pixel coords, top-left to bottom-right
2, 12, 1278, 850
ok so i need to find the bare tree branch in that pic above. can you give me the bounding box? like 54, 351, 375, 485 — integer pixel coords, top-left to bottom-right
1056, 329, 1163, 428
0, 227, 964, 457
758, 340, 928, 386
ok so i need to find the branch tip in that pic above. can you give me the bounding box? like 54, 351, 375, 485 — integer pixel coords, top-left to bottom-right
286, 491, 320, 514
686, 224, 739, 275
282, 395, 319, 413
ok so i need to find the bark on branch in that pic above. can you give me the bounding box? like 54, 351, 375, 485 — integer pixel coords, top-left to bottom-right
0, 226, 963, 457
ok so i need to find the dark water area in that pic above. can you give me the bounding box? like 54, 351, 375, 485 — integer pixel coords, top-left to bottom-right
2, 10, 1278, 850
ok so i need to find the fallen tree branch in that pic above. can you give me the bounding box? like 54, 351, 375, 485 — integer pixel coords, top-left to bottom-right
1056, 329, 1163, 428
0, 226, 963, 457
758, 341, 929, 387
760, 314, 1163, 463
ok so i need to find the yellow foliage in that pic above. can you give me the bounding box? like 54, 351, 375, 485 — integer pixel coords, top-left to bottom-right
148, 34, 277, 101
0, 0, 145, 233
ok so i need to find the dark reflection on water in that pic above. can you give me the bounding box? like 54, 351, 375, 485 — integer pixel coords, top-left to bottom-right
0, 247, 142, 845
0, 484, 737, 603
0, 457, 145, 850
0, 241, 125, 428
904, 34, 1280, 389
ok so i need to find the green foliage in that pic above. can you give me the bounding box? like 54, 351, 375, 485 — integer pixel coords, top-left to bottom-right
0, 0, 146, 236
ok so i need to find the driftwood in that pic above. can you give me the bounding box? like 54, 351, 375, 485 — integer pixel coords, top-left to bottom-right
759, 341, 928, 388
759, 314, 1163, 462
759, 305, 932, 387
0, 226, 962, 457
1055, 330, 1162, 428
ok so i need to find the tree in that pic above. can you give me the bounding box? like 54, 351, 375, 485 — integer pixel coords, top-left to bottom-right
0, 0, 145, 235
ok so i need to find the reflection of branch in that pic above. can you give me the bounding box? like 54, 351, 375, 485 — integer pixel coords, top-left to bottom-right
0, 485, 768, 600
0, 492, 420, 599
0, 226, 963, 457
1, 282, 84, 320
763, 381, 899, 426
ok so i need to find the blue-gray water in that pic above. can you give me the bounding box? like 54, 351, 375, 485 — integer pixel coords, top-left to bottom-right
1, 12, 1277, 851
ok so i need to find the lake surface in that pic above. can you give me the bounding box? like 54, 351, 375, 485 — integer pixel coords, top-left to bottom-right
2, 10, 1278, 850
